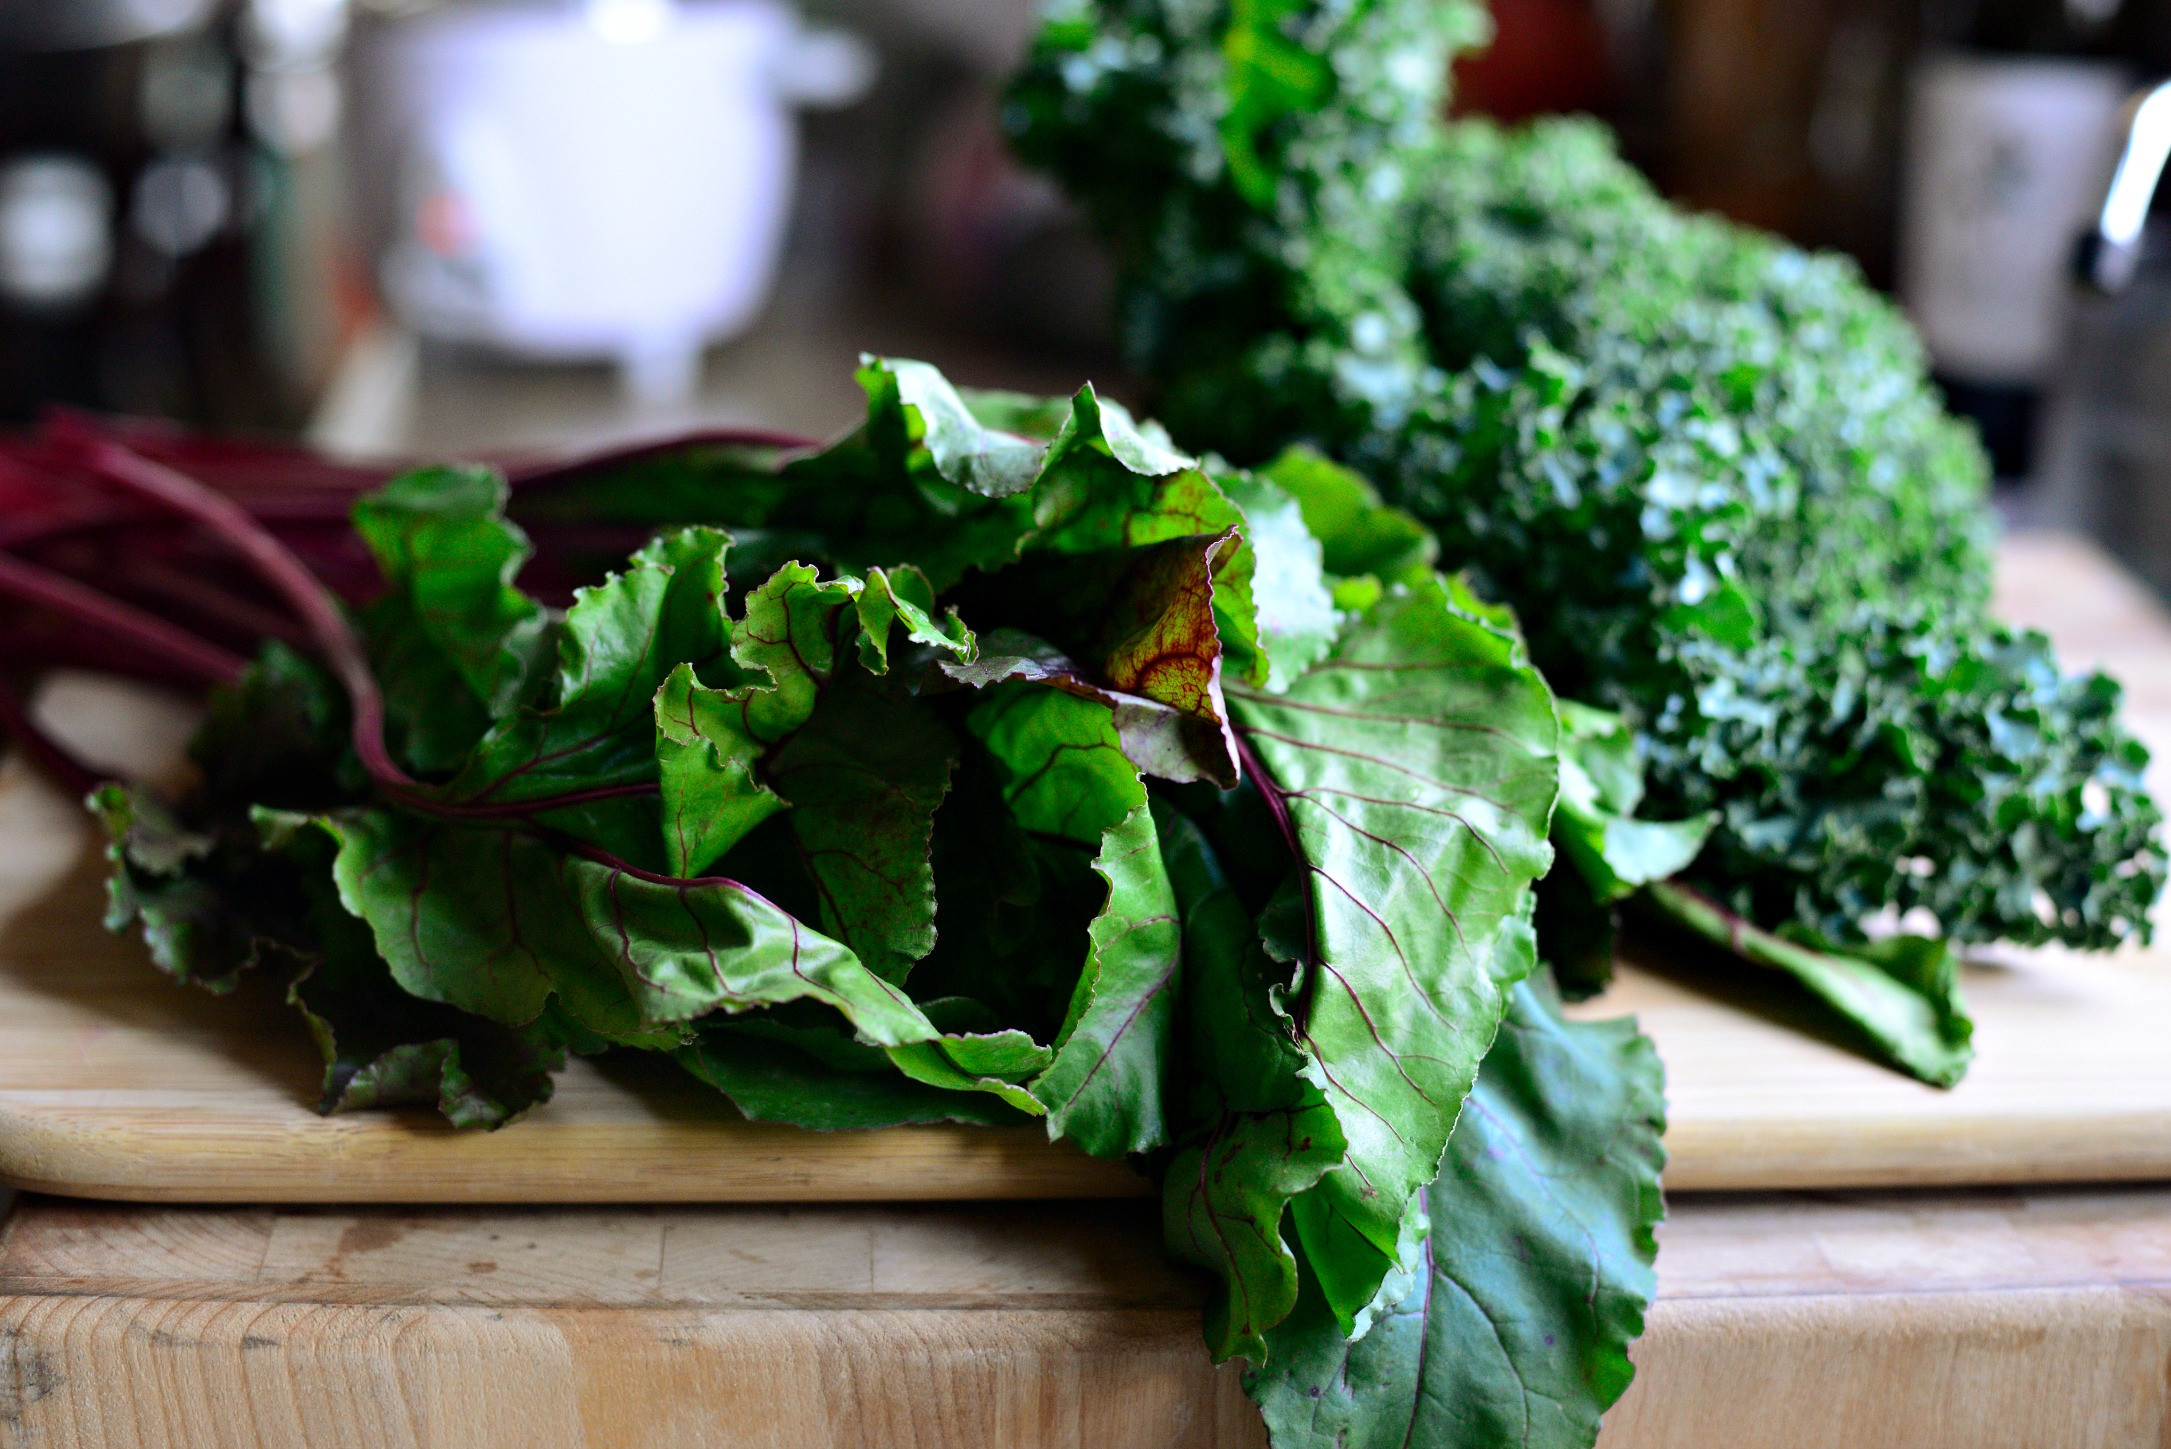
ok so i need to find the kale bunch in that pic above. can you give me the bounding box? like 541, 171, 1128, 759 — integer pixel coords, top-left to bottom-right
1009, 0, 2166, 954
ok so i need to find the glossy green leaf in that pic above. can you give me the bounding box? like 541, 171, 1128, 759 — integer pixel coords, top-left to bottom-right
1034, 799, 1182, 1155
1260, 447, 1437, 586
969, 684, 1183, 1151
351, 466, 551, 772
1641, 881, 1974, 1086
290, 945, 566, 1131
765, 669, 958, 983
1217, 470, 1340, 692
1252, 980, 1667, 1449
451, 527, 733, 809
319, 809, 660, 1042
654, 660, 785, 878
869, 355, 1048, 499
1156, 805, 1346, 1362
848, 563, 974, 673
1230, 576, 1561, 1328
679, 1016, 1031, 1129
352, 465, 550, 714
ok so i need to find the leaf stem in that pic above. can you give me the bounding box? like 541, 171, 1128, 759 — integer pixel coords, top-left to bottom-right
1231, 728, 1321, 1026
56, 431, 427, 800
56, 434, 667, 825
125, 559, 311, 650
1638, 878, 1805, 975
0, 549, 248, 687
534, 825, 766, 894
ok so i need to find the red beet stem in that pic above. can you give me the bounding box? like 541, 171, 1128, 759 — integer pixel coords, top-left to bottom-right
59, 435, 665, 824
56, 433, 424, 797
0, 550, 248, 687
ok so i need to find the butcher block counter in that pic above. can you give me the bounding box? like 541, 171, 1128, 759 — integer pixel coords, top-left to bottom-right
2, 533, 2169, 1448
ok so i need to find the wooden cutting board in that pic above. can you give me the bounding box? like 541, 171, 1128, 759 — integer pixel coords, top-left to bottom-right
1, 534, 2167, 1204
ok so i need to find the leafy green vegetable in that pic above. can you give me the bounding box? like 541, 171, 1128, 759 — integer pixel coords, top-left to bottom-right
1638, 880, 1973, 1087
353, 466, 551, 773
86, 353, 1662, 1449
1008, 0, 2165, 958
1552, 702, 1713, 906
1158, 802, 1347, 1363
1251, 978, 1665, 1449
1233, 573, 1558, 1327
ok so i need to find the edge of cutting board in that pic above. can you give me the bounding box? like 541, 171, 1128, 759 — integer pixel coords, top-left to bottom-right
0, 1090, 1150, 1204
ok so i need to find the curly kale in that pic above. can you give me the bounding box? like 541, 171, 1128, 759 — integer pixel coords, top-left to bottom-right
1008, 0, 2165, 949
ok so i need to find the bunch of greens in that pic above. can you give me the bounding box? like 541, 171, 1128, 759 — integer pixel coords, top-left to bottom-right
1006, 0, 2166, 1009
47, 358, 1665, 1449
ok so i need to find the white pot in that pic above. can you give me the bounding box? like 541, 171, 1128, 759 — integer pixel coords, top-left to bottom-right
363, 0, 867, 402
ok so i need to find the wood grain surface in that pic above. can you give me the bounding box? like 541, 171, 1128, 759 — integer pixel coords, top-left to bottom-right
1, 535, 2168, 1204
1, 1186, 2167, 1448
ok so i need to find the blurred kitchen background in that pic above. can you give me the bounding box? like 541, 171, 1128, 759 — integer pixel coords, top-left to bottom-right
5, 0, 2171, 585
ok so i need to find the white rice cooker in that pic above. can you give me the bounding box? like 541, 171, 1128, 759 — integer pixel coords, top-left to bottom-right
358, 0, 870, 403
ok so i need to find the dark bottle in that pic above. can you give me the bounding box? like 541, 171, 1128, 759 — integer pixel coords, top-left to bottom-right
1898, 0, 2137, 482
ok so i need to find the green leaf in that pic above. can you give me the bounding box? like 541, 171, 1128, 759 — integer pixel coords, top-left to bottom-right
945, 629, 1236, 787
189, 642, 359, 810
319, 810, 662, 1042
1230, 576, 1561, 1328
654, 660, 787, 878
1556, 811, 1713, 904
905, 731, 1106, 1042
968, 684, 1183, 1150
654, 560, 972, 881
1023, 386, 1280, 699
722, 561, 859, 741
765, 668, 958, 984
93, 784, 299, 993
352, 466, 551, 772
866, 355, 1048, 499
963, 527, 1244, 784
1034, 799, 1183, 1155
1657, 577, 1763, 651
1542, 700, 1711, 998
1042, 532, 1237, 765
290, 947, 565, 1131
1035, 385, 1197, 510
248, 807, 567, 1129
1555, 700, 1644, 817
656, 562, 970, 984
1260, 447, 1437, 585
1640, 880, 1975, 1086
1156, 804, 1346, 1363
451, 528, 733, 811
887, 1030, 1052, 1115
1217, 470, 1340, 691
1252, 979, 1667, 1449
848, 563, 975, 674
970, 679, 1149, 844
678, 1015, 1031, 1129
764, 359, 1042, 591
564, 855, 941, 1043
959, 384, 1077, 441
1217, 0, 1333, 207
351, 465, 550, 712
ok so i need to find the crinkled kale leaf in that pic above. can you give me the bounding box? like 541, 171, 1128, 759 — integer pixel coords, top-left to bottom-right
1008, 0, 2165, 962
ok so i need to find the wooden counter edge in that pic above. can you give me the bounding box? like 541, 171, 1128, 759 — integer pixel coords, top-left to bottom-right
0, 1100, 1155, 1203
